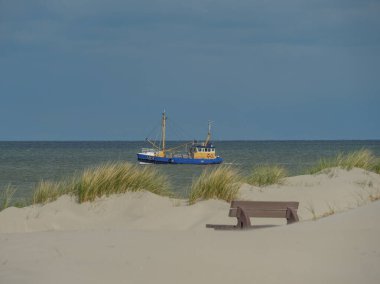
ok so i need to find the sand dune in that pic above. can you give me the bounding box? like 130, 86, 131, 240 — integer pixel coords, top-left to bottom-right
1, 168, 380, 283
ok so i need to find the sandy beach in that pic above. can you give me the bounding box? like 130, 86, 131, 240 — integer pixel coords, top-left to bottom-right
1, 167, 380, 284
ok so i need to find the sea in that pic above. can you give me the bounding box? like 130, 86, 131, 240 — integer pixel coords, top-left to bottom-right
1, 140, 380, 201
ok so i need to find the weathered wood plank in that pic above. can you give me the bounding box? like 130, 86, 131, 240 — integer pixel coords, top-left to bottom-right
230, 209, 288, 218
230, 201, 298, 210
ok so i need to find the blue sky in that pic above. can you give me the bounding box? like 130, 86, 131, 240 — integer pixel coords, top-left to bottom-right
1, 0, 379, 140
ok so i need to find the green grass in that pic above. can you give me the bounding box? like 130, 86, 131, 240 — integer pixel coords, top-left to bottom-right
0, 184, 17, 211
308, 149, 376, 174
33, 180, 72, 205
31, 162, 172, 205
370, 158, 380, 174
188, 165, 241, 204
246, 165, 287, 187
74, 162, 171, 203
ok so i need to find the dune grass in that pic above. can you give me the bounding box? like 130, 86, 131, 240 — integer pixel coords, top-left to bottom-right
246, 165, 287, 187
0, 184, 17, 211
308, 149, 376, 174
370, 158, 380, 174
188, 165, 241, 204
33, 180, 73, 205
31, 162, 172, 205
74, 162, 171, 203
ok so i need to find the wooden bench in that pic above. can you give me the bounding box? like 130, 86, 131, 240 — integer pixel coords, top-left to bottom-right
206, 201, 299, 230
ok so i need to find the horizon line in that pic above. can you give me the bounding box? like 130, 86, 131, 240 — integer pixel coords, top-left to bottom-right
1, 139, 380, 142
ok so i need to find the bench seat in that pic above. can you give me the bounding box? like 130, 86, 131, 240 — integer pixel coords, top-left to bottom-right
206, 200, 299, 230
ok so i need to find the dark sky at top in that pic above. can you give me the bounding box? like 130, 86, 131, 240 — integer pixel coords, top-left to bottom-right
1, 0, 379, 140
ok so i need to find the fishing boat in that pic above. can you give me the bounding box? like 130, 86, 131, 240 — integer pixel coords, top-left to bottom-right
137, 112, 223, 165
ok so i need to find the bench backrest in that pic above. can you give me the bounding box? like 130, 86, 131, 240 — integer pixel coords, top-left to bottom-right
229, 201, 299, 218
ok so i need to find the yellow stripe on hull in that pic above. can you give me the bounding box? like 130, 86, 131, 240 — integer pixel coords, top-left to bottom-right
193, 152, 216, 159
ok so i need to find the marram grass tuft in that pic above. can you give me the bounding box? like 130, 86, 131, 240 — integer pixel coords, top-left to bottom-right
246, 165, 287, 187
33, 180, 72, 205
0, 184, 17, 211
188, 165, 241, 204
31, 162, 172, 204
74, 162, 171, 203
370, 158, 380, 174
308, 149, 375, 174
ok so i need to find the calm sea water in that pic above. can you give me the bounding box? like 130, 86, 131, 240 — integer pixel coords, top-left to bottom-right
1, 141, 380, 200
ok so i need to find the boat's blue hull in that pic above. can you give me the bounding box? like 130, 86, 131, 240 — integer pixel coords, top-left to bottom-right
137, 153, 223, 165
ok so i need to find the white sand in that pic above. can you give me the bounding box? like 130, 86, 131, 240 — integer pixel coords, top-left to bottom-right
1, 168, 380, 283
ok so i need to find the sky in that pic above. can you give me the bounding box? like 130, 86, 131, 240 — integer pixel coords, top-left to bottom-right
0, 0, 379, 140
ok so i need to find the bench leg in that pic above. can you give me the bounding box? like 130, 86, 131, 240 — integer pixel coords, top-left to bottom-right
286, 207, 299, 224
236, 207, 251, 229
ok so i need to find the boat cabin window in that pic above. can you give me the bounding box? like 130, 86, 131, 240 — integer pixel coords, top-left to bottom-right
195, 147, 216, 152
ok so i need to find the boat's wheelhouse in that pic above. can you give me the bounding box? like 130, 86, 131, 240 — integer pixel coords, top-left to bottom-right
190, 144, 216, 159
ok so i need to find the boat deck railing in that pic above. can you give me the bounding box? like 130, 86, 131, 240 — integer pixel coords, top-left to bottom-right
173, 154, 190, 158
141, 148, 157, 153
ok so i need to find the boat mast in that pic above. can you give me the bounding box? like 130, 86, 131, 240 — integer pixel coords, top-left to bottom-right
205, 121, 212, 145
161, 111, 166, 155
